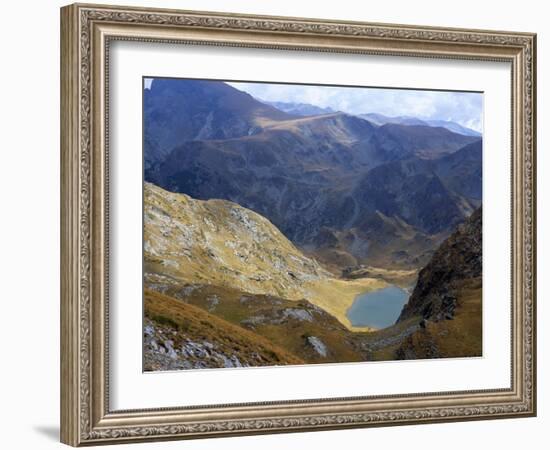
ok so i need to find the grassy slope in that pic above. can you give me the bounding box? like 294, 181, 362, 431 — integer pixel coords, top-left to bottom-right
154, 283, 368, 364
144, 277, 481, 369
144, 182, 385, 330
394, 278, 482, 359
144, 289, 303, 370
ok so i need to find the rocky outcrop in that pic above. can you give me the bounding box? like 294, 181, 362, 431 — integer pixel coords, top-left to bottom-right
144, 289, 303, 371
144, 317, 249, 370
398, 207, 482, 322
306, 336, 328, 357
144, 182, 330, 302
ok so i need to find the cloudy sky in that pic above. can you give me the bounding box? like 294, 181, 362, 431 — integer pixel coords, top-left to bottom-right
228, 81, 483, 132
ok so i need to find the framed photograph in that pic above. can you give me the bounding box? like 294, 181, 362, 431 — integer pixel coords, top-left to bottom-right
60, 3, 536, 446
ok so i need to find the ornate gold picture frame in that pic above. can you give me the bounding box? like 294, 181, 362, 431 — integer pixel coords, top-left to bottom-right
60, 3, 536, 446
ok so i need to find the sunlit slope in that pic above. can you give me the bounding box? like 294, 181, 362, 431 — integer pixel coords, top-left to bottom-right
144, 182, 385, 329
144, 289, 303, 370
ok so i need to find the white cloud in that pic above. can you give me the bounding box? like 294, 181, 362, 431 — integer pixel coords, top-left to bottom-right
228, 81, 482, 132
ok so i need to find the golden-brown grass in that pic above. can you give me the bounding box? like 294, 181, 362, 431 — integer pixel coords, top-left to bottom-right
144, 182, 387, 331
150, 283, 370, 364
421, 280, 482, 357
394, 278, 482, 359
304, 278, 386, 331
145, 289, 304, 366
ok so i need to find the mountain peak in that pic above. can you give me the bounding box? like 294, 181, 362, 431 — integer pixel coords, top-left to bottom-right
144, 79, 294, 165
262, 100, 336, 116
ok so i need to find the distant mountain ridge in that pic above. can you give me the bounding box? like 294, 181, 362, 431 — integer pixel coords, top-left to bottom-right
262, 100, 336, 116
358, 113, 481, 137
260, 100, 480, 137
144, 79, 482, 269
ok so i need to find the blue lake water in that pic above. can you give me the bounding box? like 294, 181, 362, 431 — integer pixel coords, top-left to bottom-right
347, 285, 409, 329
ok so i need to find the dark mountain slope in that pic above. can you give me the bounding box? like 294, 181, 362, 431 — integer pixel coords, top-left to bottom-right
307, 210, 443, 271
398, 206, 482, 322
434, 140, 482, 202
147, 113, 382, 243
352, 157, 466, 234
375, 123, 479, 159
301, 153, 479, 270
144, 78, 293, 168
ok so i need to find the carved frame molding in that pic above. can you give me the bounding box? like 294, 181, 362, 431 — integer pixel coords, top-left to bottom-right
60, 3, 536, 446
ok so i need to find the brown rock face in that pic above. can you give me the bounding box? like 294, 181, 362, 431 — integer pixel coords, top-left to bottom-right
398, 207, 482, 322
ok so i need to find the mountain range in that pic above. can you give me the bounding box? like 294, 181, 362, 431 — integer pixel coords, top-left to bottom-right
260, 97, 480, 137
358, 112, 481, 137
144, 79, 482, 270
262, 100, 336, 116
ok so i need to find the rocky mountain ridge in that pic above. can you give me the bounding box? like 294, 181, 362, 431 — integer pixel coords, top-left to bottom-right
398, 206, 482, 323
358, 112, 481, 137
